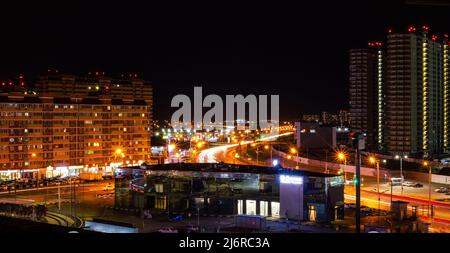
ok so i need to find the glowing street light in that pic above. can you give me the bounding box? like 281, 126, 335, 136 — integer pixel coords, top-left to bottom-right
368, 156, 382, 212
423, 161, 432, 218
272, 159, 279, 167
395, 154, 408, 195
337, 151, 348, 181
168, 144, 176, 152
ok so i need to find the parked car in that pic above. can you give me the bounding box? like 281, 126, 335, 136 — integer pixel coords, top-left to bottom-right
158, 227, 178, 233
402, 181, 415, 187
390, 177, 402, 186
412, 183, 423, 188
435, 187, 448, 193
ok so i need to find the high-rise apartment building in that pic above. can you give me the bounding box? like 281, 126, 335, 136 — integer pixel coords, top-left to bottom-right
349, 42, 384, 151
385, 26, 447, 157
0, 72, 153, 180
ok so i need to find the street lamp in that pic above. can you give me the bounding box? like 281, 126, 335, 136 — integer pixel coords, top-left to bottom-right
264, 144, 273, 165
290, 147, 299, 168
369, 156, 382, 214
394, 154, 408, 195
337, 152, 347, 182
233, 153, 240, 164
423, 161, 433, 218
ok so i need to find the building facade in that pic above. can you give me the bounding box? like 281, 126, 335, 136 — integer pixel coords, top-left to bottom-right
385, 26, 448, 157
0, 73, 153, 180
349, 42, 384, 152
114, 163, 344, 223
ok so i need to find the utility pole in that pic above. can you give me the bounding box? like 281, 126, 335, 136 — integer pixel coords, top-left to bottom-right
58, 184, 61, 211
351, 131, 364, 234
355, 146, 361, 233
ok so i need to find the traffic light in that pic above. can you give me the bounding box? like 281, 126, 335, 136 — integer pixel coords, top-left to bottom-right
353, 177, 359, 185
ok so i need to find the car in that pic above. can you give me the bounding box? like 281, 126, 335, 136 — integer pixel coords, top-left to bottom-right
0, 184, 7, 191
390, 177, 402, 186
435, 187, 448, 193
360, 206, 372, 212
412, 183, 423, 188
402, 181, 415, 187
158, 227, 178, 233
168, 214, 184, 221
103, 184, 115, 191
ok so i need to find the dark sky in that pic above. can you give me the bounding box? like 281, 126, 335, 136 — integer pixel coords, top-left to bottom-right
0, 0, 449, 120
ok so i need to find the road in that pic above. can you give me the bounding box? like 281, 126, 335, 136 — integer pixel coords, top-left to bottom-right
197, 138, 450, 231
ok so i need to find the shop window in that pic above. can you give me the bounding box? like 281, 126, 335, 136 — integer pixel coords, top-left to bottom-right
271, 202, 280, 217
308, 205, 317, 222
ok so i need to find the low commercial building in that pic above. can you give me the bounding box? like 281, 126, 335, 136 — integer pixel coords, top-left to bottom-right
114, 163, 344, 223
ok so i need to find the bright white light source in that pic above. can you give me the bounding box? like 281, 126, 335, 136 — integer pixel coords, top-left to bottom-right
280, 175, 303, 185
272, 159, 279, 167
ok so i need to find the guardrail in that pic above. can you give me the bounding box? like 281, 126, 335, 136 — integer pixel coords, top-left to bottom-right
274, 149, 450, 185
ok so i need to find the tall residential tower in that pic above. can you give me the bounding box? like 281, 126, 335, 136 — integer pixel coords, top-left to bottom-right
349, 42, 384, 151
385, 26, 447, 157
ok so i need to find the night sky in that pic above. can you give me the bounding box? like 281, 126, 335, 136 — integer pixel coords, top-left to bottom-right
0, 0, 449, 120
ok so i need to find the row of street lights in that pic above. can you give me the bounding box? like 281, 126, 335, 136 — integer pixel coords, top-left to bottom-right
336, 150, 434, 219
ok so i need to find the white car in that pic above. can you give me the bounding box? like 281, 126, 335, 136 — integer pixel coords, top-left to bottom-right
402, 181, 415, 187
435, 187, 448, 193
158, 227, 178, 233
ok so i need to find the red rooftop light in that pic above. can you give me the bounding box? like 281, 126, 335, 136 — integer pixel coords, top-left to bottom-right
408, 26, 416, 32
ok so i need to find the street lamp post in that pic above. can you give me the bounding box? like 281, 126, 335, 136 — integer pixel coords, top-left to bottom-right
423, 161, 432, 218
290, 147, 299, 168
337, 152, 347, 182
395, 154, 408, 195
369, 156, 386, 218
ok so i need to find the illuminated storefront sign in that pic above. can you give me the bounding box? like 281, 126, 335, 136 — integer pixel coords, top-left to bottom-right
279, 175, 303, 185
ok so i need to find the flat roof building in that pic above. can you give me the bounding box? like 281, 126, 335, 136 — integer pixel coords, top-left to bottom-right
114, 163, 345, 223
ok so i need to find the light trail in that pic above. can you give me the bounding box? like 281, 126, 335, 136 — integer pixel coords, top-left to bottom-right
197, 132, 293, 163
